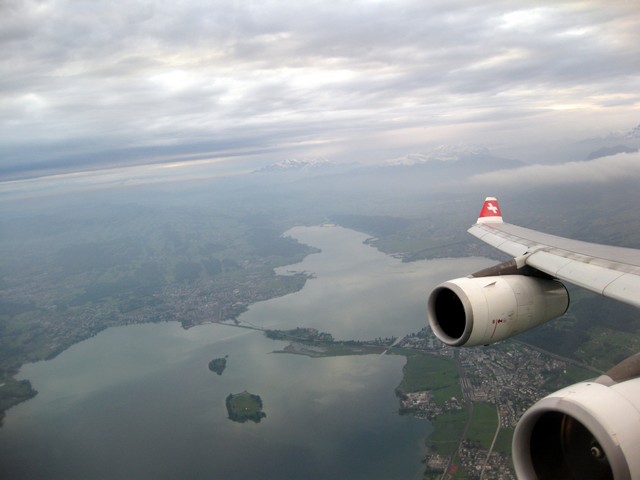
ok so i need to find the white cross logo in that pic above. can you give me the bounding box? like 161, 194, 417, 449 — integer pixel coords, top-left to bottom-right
487, 203, 498, 214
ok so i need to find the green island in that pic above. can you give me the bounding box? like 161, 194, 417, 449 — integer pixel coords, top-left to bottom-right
226, 391, 266, 423
208, 356, 228, 375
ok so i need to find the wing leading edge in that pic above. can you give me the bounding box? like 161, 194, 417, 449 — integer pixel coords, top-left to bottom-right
469, 197, 640, 309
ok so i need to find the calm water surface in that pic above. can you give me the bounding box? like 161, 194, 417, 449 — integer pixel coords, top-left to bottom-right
0, 226, 491, 479
246, 225, 490, 339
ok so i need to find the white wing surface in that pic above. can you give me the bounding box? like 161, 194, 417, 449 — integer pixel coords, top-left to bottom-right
469, 197, 640, 309
429, 197, 640, 479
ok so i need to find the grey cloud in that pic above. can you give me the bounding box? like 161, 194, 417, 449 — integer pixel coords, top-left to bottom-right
467, 151, 640, 189
1, 0, 639, 179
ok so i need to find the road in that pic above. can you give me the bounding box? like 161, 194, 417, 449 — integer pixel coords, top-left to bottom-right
440, 350, 474, 480
479, 404, 501, 479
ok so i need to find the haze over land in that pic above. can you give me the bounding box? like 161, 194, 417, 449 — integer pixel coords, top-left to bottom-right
2, 142, 639, 478
2, 132, 639, 386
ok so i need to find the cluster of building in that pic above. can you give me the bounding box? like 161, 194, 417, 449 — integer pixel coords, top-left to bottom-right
395, 331, 573, 479
457, 345, 567, 428
398, 391, 463, 420
456, 440, 515, 480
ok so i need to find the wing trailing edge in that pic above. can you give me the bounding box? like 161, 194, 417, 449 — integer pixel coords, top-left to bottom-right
468, 197, 640, 309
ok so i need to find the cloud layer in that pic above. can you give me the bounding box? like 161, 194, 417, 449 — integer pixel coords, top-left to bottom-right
1, 0, 639, 178
468, 150, 640, 189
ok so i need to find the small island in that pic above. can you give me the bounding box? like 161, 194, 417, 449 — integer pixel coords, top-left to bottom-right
208, 356, 228, 375
226, 391, 266, 423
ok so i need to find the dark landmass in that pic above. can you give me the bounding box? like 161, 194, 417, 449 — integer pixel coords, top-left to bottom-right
0, 379, 37, 427
0, 190, 319, 422
265, 327, 334, 343
267, 327, 395, 357
518, 289, 640, 370
226, 391, 266, 423
208, 356, 228, 375
2, 155, 639, 426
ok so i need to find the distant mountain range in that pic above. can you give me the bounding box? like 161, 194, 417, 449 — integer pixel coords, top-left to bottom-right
586, 145, 638, 160
624, 123, 640, 140
254, 157, 333, 173
253, 126, 640, 189
574, 121, 640, 161
383, 144, 525, 175
386, 144, 494, 166
253, 145, 526, 195
606, 122, 640, 141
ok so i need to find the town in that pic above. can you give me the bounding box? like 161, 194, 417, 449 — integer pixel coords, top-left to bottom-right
393, 330, 597, 480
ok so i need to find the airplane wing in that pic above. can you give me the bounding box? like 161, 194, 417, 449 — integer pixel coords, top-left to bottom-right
428, 197, 640, 479
468, 196, 640, 309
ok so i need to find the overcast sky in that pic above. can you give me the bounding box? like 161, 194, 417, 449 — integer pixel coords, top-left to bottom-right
1, 0, 639, 179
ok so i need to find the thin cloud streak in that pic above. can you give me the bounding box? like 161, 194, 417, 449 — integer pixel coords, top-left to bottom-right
1, 0, 640, 178
467, 150, 640, 189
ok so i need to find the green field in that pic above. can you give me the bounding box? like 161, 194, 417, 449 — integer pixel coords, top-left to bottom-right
428, 409, 467, 456
466, 402, 498, 450
493, 428, 514, 456
542, 361, 595, 391
396, 352, 462, 405
575, 326, 640, 371
319, 343, 386, 356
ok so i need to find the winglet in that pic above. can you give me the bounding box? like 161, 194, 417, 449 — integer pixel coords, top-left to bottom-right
477, 197, 503, 224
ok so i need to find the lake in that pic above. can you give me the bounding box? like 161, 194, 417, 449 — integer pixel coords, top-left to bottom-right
0, 226, 491, 479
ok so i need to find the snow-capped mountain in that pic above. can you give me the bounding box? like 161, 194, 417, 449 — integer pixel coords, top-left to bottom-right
602, 122, 640, 141
385, 144, 493, 166
254, 157, 332, 173
578, 122, 640, 160
384, 145, 523, 174
624, 123, 640, 140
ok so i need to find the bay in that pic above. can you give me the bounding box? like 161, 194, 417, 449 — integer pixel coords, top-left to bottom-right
0, 226, 492, 479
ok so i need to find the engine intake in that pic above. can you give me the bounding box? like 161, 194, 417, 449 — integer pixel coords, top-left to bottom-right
427, 275, 569, 347
513, 378, 640, 479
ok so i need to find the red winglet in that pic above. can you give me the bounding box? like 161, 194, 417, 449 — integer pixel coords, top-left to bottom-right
477, 197, 503, 224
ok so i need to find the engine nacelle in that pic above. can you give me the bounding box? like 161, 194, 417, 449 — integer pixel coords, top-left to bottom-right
427, 275, 569, 347
513, 377, 640, 479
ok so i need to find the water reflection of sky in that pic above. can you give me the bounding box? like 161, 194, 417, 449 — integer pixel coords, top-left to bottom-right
2, 322, 428, 479
243, 225, 493, 340
0, 225, 492, 480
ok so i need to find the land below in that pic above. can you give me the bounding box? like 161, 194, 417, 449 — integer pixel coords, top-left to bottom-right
2, 164, 639, 478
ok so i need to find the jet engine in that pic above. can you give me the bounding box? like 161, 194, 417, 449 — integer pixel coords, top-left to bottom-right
513, 367, 640, 479
427, 275, 569, 347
